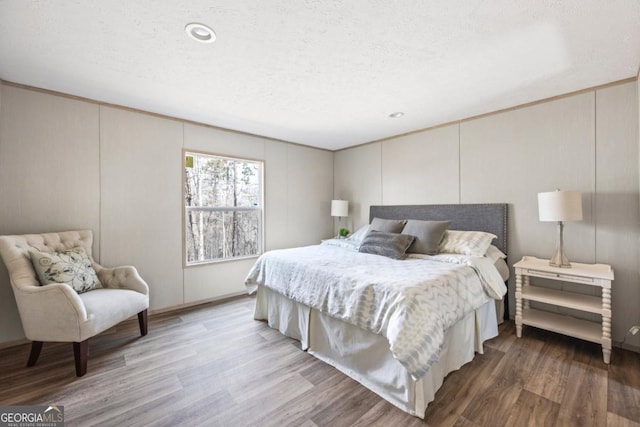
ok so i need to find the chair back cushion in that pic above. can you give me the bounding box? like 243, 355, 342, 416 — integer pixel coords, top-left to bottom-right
0, 230, 94, 290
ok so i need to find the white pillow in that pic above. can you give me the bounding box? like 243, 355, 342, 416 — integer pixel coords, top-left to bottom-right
494, 258, 510, 281
321, 239, 359, 251
437, 230, 497, 257
485, 244, 507, 262
346, 225, 370, 244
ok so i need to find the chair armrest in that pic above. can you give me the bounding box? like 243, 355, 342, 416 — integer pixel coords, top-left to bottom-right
95, 265, 149, 295
15, 282, 88, 325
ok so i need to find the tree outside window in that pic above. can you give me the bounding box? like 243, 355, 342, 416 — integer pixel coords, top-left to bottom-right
184, 151, 263, 265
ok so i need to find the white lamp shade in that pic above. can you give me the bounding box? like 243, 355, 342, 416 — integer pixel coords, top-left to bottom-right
331, 200, 349, 217
538, 190, 583, 222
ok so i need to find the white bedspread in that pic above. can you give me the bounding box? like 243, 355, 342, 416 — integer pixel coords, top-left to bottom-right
245, 244, 506, 379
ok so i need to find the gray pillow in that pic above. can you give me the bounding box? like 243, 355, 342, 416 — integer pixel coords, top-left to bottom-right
358, 231, 415, 259
370, 217, 406, 233
402, 219, 451, 255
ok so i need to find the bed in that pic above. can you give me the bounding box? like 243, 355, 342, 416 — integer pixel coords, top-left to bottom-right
245, 203, 508, 417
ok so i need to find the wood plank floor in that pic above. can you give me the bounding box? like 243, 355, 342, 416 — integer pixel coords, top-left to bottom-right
0, 296, 638, 426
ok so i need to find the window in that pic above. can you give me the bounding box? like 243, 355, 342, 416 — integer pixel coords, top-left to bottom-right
184, 151, 263, 265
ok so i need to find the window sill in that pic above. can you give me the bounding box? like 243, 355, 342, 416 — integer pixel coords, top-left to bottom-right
184, 254, 261, 269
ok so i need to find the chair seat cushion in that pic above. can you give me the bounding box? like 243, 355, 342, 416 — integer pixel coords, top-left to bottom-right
79, 288, 149, 339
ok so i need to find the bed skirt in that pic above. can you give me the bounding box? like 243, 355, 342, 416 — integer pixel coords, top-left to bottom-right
254, 286, 498, 417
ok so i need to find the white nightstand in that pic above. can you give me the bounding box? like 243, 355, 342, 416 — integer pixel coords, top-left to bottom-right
514, 256, 614, 364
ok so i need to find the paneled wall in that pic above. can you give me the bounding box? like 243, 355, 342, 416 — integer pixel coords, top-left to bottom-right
334, 142, 382, 228
335, 80, 640, 349
0, 86, 101, 343
0, 78, 637, 351
0, 84, 333, 345
382, 125, 460, 205
99, 107, 184, 310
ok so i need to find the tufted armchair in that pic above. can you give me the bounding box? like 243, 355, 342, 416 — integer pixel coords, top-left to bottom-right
0, 230, 149, 376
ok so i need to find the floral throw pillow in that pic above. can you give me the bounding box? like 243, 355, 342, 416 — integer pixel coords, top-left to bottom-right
29, 247, 102, 294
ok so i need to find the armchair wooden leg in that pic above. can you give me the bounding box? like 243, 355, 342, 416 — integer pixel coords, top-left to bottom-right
73, 340, 89, 377
138, 309, 148, 336
27, 341, 43, 367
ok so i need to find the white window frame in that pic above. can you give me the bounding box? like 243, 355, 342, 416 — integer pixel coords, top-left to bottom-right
183, 150, 264, 266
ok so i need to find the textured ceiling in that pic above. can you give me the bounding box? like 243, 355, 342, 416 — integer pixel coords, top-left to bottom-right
0, 1, 638, 150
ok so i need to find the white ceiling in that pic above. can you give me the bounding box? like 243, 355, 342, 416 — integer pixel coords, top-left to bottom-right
0, 1, 638, 151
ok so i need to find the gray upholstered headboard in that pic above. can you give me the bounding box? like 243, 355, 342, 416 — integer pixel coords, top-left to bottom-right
369, 204, 508, 254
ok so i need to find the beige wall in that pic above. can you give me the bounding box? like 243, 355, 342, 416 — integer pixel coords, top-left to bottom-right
0, 85, 334, 344
383, 125, 460, 205
334, 142, 382, 227
0, 86, 101, 343
1, 78, 637, 350
595, 83, 640, 350
335, 80, 640, 349
99, 106, 184, 310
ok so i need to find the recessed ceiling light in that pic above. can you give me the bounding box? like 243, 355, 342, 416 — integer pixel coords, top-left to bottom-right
185, 23, 216, 44
389, 112, 404, 118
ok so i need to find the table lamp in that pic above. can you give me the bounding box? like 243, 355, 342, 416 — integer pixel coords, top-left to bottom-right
537, 189, 583, 268
331, 200, 349, 219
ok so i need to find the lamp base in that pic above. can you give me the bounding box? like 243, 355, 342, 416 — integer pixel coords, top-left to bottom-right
549, 251, 571, 268
548, 221, 572, 268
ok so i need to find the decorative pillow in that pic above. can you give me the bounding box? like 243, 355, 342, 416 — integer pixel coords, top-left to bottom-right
369, 217, 406, 233
346, 224, 370, 245
358, 231, 415, 259
29, 247, 101, 294
485, 244, 507, 262
494, 258, 510, 281
437, 230, 497, 257
401, 219, 451, 255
